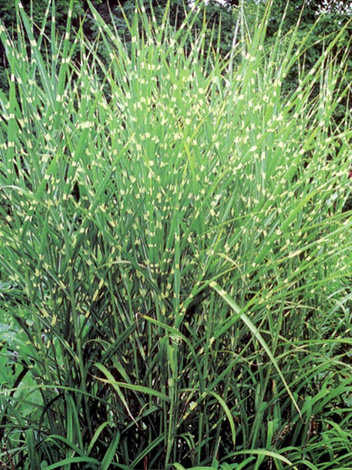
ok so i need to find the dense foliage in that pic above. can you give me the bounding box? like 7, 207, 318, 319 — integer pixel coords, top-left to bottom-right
0, 1, 352, 469
1, 0, 351, 96
133, 0, 351, 112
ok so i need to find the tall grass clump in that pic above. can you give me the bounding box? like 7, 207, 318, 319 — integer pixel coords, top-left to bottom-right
1, 0, 352, 468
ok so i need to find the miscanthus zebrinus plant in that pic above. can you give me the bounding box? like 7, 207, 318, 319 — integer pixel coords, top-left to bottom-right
0, 1, 352, 469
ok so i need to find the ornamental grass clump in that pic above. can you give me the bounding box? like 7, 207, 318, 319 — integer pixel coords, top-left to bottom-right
0, 0, 352, 469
